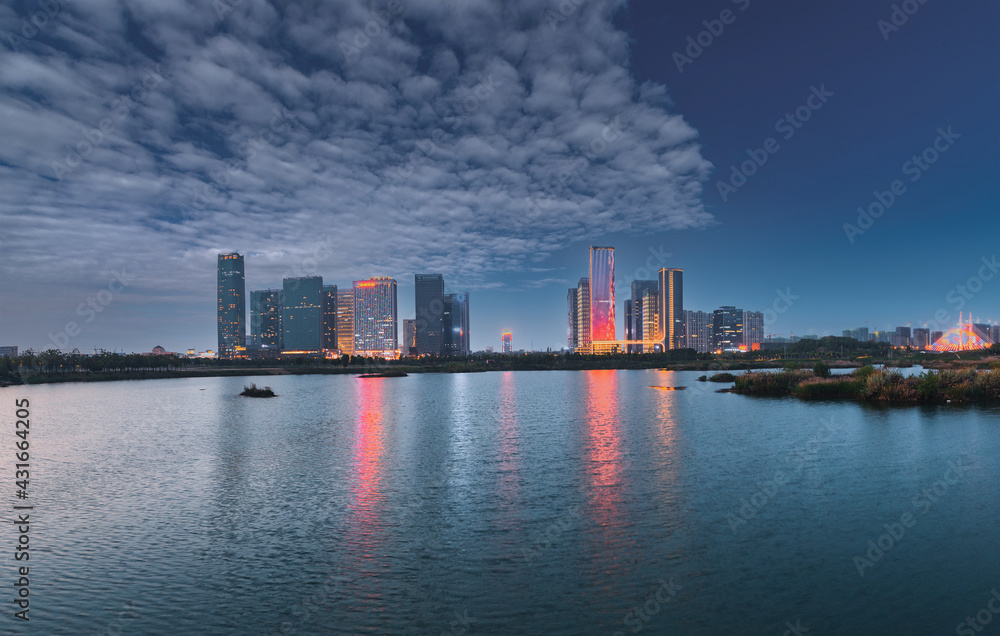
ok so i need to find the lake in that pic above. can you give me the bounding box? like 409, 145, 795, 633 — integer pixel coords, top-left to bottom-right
5, 369, 999, 635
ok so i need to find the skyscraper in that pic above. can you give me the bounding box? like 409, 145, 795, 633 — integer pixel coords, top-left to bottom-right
743, 311, 764, 348
250, 289, 283, 349
567, 287, 579, 349
589, 246, 615, 342
912, 327, 930, 349
682, 310, 712, 353
217, 252, 246, 359
576, 277, 591, 349
336, 289, 354, 355
354, 277, 397, 355
624, 299, 633, 349
322, 284, 338, 351
893, 326, 911, 348
712, 306, 743, 352
414, 273, 445, 355
658, 268, 683, 350
630, 279, 658, 352
443, 292, 470, 355
502, 330, 512, 354
402, 319, 417, 356
640, 290, 659, 353
282, 276, 324, 352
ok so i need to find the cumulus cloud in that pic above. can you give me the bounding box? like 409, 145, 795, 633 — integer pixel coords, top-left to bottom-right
0, 0, 713, 347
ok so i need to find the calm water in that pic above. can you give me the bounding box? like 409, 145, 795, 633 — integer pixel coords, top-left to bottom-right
3, 369, 999, 635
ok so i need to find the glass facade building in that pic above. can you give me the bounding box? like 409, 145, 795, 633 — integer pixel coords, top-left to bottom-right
414, 273, 445, 355
443, 292, 471, 355
712, 306, 744, 352
658, 268, 683, 350
250, 289, 283, 349
576, 277, 591, 348
217, 252, 246, 359
282, 276, 324, 352
630, 279, 658, 352
322, 285, 338, 351
354, 277, 397, 355
589, 247, 615, 342
402, 319, 417, 356
336, 289, 354, 354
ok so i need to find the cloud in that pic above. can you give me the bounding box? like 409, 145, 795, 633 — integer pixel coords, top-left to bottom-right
0, 0, 713, 348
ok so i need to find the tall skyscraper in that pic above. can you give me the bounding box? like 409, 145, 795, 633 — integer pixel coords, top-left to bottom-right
250, 289, 283, 349
893, 326, 911, 348
354, 277, 397, 355
624, 299, 633, 349
912, 327, 931, 349
630, 279, 658, 352
502, 330, 512, 354
567, 287, 579, 349
336, 289, 354, 355
576, 277, 591, 348
658, 268, 683, 350
443, 292, 470, 355
743, 311, 764, 348
414, 273, 445, 355
682, 310, 712, 353
402, 319, 417, 356
322, 285, 338, 351
217, 252, 246, 359
640, 290, 659, 353
712, 306, 743, 352
282, 276, 324, 352
589, 246, 615, 342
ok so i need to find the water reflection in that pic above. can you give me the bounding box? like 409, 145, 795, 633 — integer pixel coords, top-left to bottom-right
346, 378, 388, 572
496, 372, 521, 529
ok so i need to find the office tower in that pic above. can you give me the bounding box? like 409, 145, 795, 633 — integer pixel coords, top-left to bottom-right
682, 310, 712, 353
250, 289, 283, 349
567, 287, 579, 349
415, 273, 445, 355
336, 289, 354, 355
502, 330, 512, 354
442, 295, 453, 355
744, 311, 764, 348
0, 346, 17, 357
658, 268, 683, 350
712, 306, 743, 352
589, 247, 615, 342
912, 328, 930, 349
282, 276, 324, 352
354, 277, 397, 355
402, 319, 417, 356
630, 280, 657, 353
576, 277, 591, 348
893, 326, 911, 347
322, 285, 338, 351
641, 290, 659, 352
846, 327, 869, 342
930, 330, 943, 346
217, 252, 246, 359
624, 299, 633, 349
443, 292, 470, 355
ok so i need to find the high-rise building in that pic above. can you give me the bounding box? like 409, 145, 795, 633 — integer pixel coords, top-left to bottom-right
659, 268, 683, 350
250, 289, 283, 349
415, 273, 445, 355
567, 287, 579, 349
576, 277, 591, 348
443, 292, 470, 355
354, 277, 397, 355
402, 319, 417, 356
912, 328, 931, 349
322, 285, 338, 351
992, 325, 1000, 345
893, 326, 911, 348
589, 247, 615, 342
336, 289, 354, 355
502, 330, 512, 355
282, 276, 324, 352
712, 306, 743, 352
640, 290, 659, 353
624, 299, 633, 349
217, 252, 246, 359
0, 346, 17, 358
930, 330, 943, 345
845, 327, 870, 342
630, 280, 657, 353
743, 311, 764, 348
973, 323, 992, 343
682, 310, 712, 353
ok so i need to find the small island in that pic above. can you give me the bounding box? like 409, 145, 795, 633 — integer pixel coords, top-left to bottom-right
357, 370, 409, 378
240, 383, 276, 398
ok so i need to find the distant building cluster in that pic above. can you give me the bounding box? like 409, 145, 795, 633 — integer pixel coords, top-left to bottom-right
842, 314, 998, 351
216, 253, 470, 359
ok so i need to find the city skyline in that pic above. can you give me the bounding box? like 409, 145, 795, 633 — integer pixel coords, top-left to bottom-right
2, 1, 998, 354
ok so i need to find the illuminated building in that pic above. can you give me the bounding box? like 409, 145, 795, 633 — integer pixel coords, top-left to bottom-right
930, 313, 991, 351
415, 273, 444, 355
712, 306, 743, 352
336, 289, 354, 354
743, 311, 764, 348
353, 277, 397, 355
250, 289, 283, 349
623, 299, 633, 348
589, 246, 615, 342
217, 252, 246, 359
576, 277, 591, 348
322, 285, 338, 351
682, 310, 712, 353
892, 326, 911, 347
912, 327, 930, 349
501, 330, 512, 354
630, 280, 657, 353
282, 276, 324, 352
443, 292, 470, 355
567, 287, 579, 349
973, 323, 992, 344
640, 290, 659, 353
931, 330, 943, 344
402, 319, 417, 356
658, 268, 683, 350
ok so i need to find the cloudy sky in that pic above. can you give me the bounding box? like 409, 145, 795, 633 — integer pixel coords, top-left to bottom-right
1, 0, 997, 353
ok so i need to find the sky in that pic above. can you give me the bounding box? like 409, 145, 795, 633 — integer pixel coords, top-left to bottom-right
0, 0, 997, 354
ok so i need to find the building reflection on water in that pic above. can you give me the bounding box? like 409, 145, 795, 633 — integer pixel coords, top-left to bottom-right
346, 378, 388, 581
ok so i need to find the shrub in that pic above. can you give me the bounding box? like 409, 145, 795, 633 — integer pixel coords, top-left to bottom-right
813, 361, 831, 378
708, 373, 737, 382
854, 365, 876, 381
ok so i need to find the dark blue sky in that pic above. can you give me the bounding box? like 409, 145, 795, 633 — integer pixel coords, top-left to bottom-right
1, 0, 997, 353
